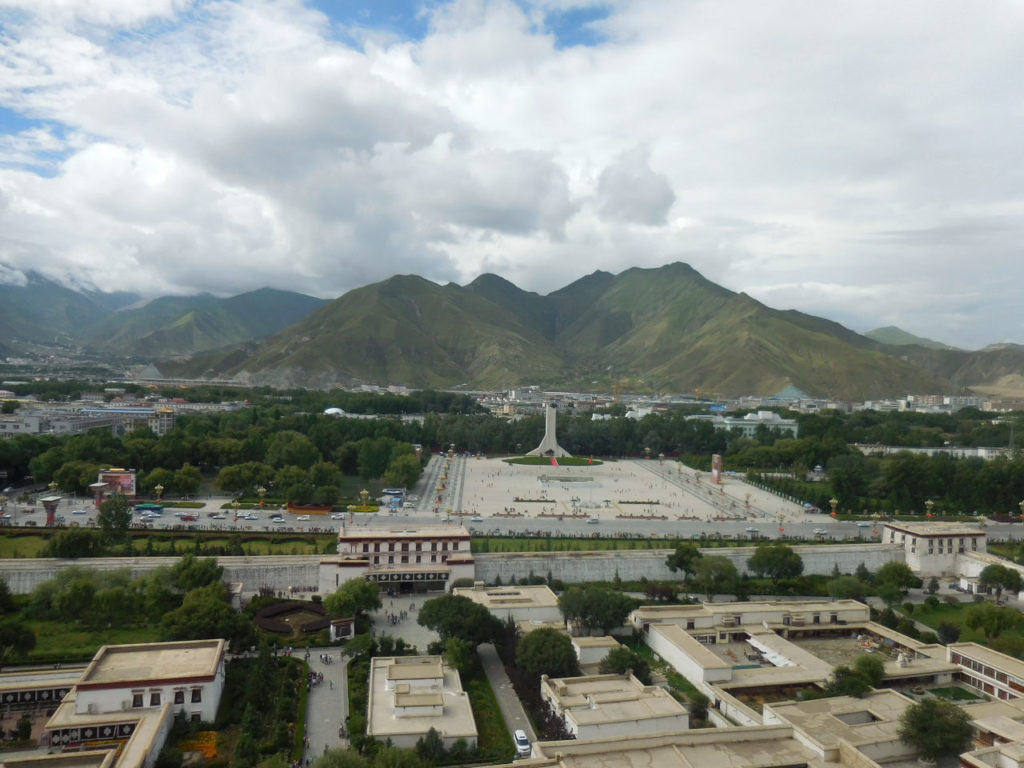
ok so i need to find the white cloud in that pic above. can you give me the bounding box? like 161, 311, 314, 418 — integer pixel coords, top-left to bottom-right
0, 0, 1023, 348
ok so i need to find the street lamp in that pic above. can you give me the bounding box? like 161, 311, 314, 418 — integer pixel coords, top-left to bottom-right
154, 484, 164, 503
829, 498, 838, 518
925, 499, 934, 518
257, 485, 267, 507
1018, 499, 1024, 521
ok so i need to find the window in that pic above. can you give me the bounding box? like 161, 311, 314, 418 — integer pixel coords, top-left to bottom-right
401, 543, 408, 552
431, 542, 437, 551
388, 556, 394, 564
190, 712, 201, 723
442, 542, 448, 551
150, 692, 161, 706
374, 543, 380, 552
416, 555, 421, 563
132, 693, 144, 708
415, 543, 422, 551
388, 543, 395, 552
452, 542, 459, 551
362, 543, 369, 552
374, 556, 379, 565
401, 555, 408, 564
174, 690, 185, 704
191, 689, 202, 703
431, 555, 437, 563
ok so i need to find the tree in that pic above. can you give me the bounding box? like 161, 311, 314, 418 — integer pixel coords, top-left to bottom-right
827, 576, 867, 601
937, 622, 961, 644
384, 453, 422, 490
876, 561, 915, 591
325, 578, 381, 619
979, 564, 1022, 599
516, 627, 579, 680
598, 645, 651, 685
693, 556, 738, 603
170, 555, 223, 592
0, 620, 36, 670
965, 602, 1019, 641
161, 583, 253, 649
746, 544, 803, 586
173, 463, 202, 495
43, 528, 105, 559
443, 637, 476, 676
877, 583, 903, 607
371, 746, 430, 768
825, 665, 873, 697
926, 576, 940, 595
558, 586, 634, 635
418, 594, 501, 644
97, 493, 133, 543
666, 542, 702, 580
853, 653, 885, 687
311, 749, 369, 768
898, 697, 973, 762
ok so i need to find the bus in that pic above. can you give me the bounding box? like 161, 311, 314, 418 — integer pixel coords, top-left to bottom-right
134, 503, 164, 515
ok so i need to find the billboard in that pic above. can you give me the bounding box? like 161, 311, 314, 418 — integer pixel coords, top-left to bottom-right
711, 454, 723, 485
98, 468, 137, 497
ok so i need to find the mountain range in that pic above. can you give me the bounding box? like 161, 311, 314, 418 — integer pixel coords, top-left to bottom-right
0, 272, 326, 358
4, 264, 1024, 400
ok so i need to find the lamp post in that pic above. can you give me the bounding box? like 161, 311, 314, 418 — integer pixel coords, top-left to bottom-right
257, 485, 266, 508
925, 499, 934, 519
154, 484, 164, 503
232, 499, 240, 521
829, 497, 838, 518
1018, 499, 1024, 522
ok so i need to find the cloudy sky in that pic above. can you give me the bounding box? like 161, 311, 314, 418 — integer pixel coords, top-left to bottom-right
1, 0, 1022, 349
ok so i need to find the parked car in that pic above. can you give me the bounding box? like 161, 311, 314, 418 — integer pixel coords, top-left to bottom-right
514, 730, 531, 758
296, 514, 311, 521
272, 517, 286, 524
744, 526, 759, 533
180, 514, 197, 522
72, 508, 88, 515
587, 517, 600, 524
330, 512, 345, 520
470, 515, 484, 522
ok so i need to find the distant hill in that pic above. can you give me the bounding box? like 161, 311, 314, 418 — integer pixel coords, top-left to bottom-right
0, 271, 325, 360
0, 271, 118, 346
162, 263, 957, 399
80, 288, 327, 357
865, 326, 957, 350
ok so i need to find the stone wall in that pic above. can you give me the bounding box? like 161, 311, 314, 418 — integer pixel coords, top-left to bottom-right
0, 555, 323, 595
473, 543, 902, 585
0, 543, 902, 596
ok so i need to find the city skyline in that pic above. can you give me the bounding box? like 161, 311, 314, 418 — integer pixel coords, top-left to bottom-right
1, 1, 1023, 350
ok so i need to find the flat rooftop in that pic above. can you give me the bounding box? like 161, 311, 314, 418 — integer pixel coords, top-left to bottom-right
78, 640, 224, 687
884, 521, 985, 536
950, 642, 1024, 681
367, 656, 477, 744
632, 599, 869, 625
385, 657, 444, 682
544, 674, 687, 726
508, 725, 830, 768
338, 525, 470, 541
765, 690, 913, 751
452, 584, 559, 609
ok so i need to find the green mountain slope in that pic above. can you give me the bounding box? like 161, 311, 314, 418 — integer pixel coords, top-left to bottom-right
0, 272, 111, 345
186, 275, 567, 388
161, 263, 963, 398
865, 326, 957, 350
80, 289, 326, 357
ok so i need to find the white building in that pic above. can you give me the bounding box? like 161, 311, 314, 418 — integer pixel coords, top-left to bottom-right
540, 673, 689, 740
319, 525, 475, 595
451, 583, 562, 624
882, 521, 986, 577
366, 656, 477, 750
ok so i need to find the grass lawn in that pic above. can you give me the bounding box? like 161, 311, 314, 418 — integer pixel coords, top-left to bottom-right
0, 533, 49, 557
29, 621, 162, 662
930, 686, 983, 701
903, 601, 1024, 644
464, 665, 514, 763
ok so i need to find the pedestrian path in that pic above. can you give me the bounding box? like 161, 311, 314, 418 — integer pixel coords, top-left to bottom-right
299, 648, 349, 763
478, 643, 535, 743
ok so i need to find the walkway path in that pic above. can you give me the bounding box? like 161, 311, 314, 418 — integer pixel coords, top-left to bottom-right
299, 648, 349, 762
478, 643, 535, 743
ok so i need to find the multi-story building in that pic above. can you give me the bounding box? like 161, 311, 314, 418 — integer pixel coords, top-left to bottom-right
882, 521, 986, 576
319, 525, 475, 594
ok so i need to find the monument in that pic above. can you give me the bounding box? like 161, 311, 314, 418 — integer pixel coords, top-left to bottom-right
526, 402, 571, 458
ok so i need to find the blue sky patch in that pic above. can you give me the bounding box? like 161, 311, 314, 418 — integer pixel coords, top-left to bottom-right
308, 0, 436, 44
541, 3, 612, 49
